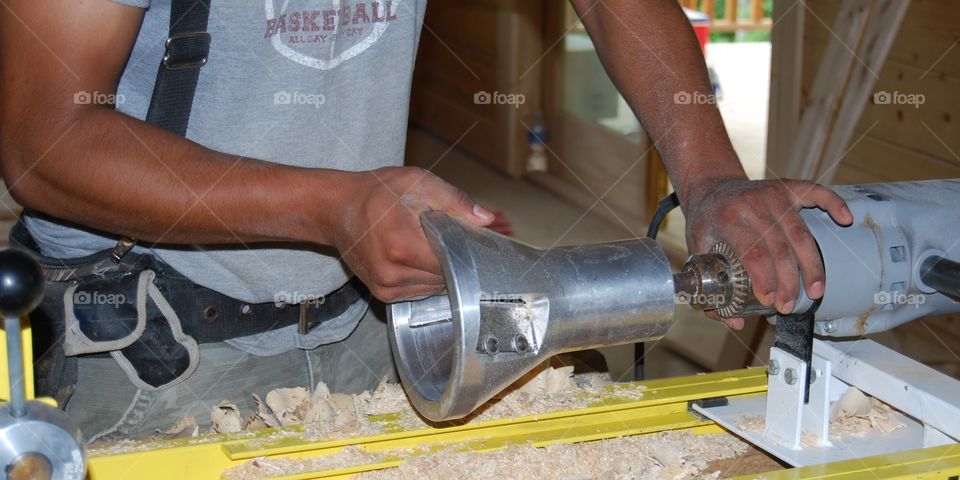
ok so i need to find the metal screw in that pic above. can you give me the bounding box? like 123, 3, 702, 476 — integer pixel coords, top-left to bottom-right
484, 336, 499, 354
822, 321, 837, 334
784, 368, 798, 385
514, 334, 529, 352
767, 359, 780, 376
810, 369, 819, 383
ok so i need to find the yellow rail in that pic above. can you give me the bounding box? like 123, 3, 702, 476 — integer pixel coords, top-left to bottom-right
88, 369, 764, 479
733, 443, 960, 480
84, 368, 960, 479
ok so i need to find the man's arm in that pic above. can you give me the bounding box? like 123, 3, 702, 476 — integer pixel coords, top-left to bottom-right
569, 0, 853, 327
0, 0, 493, 302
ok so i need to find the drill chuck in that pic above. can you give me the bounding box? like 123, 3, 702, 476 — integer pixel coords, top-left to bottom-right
674, 243, 775, 318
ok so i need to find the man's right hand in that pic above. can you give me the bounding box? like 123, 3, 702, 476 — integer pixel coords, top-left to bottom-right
333, 166, 494, 303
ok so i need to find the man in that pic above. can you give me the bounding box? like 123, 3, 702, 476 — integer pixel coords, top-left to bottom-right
0, 0, 851, 439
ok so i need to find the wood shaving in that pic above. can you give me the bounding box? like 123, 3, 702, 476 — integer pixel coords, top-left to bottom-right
192, 364, 647, 444
830, 387, 872, 419
264, 387, 310, 426
244, 394, 279, 431
830, 387, 905, 436
212, 401, 244, 434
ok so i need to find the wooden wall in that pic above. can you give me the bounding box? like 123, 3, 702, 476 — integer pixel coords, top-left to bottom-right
798, 0, 960, 183
408, 0, 542, 177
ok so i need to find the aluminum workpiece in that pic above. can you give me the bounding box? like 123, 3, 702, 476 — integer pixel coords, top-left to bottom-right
389, 211, 676, 421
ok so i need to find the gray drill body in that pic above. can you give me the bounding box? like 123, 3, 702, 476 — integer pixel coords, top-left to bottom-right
796, 179, 960, 337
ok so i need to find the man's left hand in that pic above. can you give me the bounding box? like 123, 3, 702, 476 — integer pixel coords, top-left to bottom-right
682, 177, 854, 329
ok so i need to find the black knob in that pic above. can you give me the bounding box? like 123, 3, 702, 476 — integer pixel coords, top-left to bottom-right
0, 249, 44, 317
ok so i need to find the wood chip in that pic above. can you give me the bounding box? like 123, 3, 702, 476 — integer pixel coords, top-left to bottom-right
265, 387, 310, 426
211, 401, 244, 434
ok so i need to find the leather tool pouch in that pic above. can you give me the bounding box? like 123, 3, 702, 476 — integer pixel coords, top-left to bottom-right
63, 269, 199, 391
12, 222, 199, 400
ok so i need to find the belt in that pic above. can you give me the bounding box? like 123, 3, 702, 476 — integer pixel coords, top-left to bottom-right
161, 274, 368, 343
11, 217, 368, 344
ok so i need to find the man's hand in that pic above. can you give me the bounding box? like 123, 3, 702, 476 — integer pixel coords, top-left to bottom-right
683, 177, 853, 329
332, 167, 494, 303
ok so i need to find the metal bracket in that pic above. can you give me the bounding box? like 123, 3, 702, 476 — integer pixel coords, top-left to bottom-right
476, 294, 547, 356
693, 338, 959, 467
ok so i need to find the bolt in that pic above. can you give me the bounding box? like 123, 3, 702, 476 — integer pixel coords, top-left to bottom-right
514, 334, 530, 352
767, 359, 780, 376
784, 368, 798, 385
484, 336, 499, 354
822, 321, 837, 334
810, 369, 819, 383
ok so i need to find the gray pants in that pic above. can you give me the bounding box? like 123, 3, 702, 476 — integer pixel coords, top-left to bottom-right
66, 303, 397, 442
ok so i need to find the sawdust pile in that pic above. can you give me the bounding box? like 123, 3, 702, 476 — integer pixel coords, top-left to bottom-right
226, 431, 747, 480
735, 386, 905, 443
203, 365, 645, 439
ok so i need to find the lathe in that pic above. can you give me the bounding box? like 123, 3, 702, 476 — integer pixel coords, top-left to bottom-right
0, 179, 957, 478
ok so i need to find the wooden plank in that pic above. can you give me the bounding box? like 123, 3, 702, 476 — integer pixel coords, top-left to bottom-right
724, 0, 738, 21
703, 0, 717, 20
784, 0, 871, 180
817, 0, 912, 182
409, 88, 501, 168
409, 1, 545, 176
497, 0, 544, 177
803, 39, 960, 170
806, 0, 960, 80
417, 1, 498, 62
543, 113, 649, 225
751, 0, 764, 23
765, 0, 805, 178
709, 19, 773, 33
413, 36, 497, 115
837, 134, 960, 181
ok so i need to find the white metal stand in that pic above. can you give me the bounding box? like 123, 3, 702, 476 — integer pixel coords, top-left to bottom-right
693, 338, 960, 467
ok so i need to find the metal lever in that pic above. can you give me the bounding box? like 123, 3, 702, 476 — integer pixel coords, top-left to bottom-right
0, 249, 86, 480
5, 315, 25, 418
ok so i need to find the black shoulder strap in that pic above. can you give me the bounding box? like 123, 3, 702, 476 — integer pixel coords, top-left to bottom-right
144, 0, 212, 136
